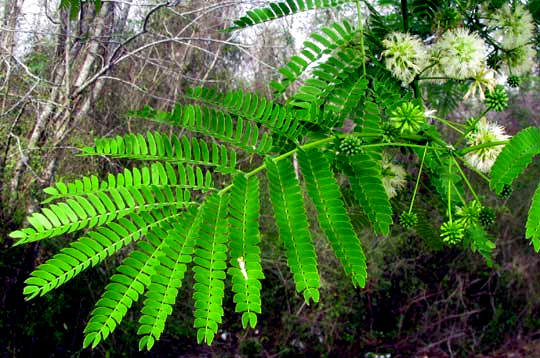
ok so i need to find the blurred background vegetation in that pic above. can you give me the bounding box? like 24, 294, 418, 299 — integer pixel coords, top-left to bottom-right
1, 0, 540, 356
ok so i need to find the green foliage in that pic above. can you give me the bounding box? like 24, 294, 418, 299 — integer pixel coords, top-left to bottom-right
83, 219, 174, 348
183, 87, 303, 141
228, 175, 264, 329
298, 149, 367, 287
193, 193, 229, 345
82, 132, 238, 173
226, 0, 353, 31
349, 153, 393, 236
9, 0, 540, 352
265, 157, 321, 303
526, 183, 540, 251
464, 225, 496, 267
490, 128, 540, 195
10, 163, 195, 246
131, 104, 275, 154
138, 207, 200, 350
22, 210, 180, 300
270, 19, 357, 94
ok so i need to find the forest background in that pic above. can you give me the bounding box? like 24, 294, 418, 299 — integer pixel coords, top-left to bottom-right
1, 0, 540, 356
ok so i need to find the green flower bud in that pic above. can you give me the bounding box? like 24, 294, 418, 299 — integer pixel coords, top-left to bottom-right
478, 207, 496, 227
499, 184, 512, 199
507, 75, 520, 88
400, 211, 418, 229
456, 200, 482, 228
485, 85, 508, 112
389, 102, 425, 135
338, 135, 363, 156
440, 221, 465, 244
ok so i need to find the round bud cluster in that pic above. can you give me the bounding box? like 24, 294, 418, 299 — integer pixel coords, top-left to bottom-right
455, 200, 482, 228
338, 135, 363, 156
440, 221, 465, 245
400, 212, 418, 230
478, 207, 496, 227
507, 75, 520, 88
389, 102, 425, 135
485, 86, 508, 112
499, 184, 512, 199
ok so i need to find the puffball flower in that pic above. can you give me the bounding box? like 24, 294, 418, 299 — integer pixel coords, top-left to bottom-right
381, 155, 407, 199
464, 117, 510, 173
433, 28, 487, 80
489, 3, 535, 50
382, 32, 428, 84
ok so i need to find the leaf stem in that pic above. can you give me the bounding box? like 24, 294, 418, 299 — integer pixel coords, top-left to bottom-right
356, 0, 366, 76
431, 116, 465, 135
454, 154, 490, 182
453, 156, 481, 203
448, 158, 453, 223
409, 143, 428, 214
219, 136, 335, 194
359, 142, 447, 151
457, 140, 508, 155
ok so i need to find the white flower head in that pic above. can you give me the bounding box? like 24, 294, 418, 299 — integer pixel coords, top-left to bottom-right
433, 28, 487, 79
503, 44, 537, 76
464, 117, 510, 173
489, 3, 535, 50
382, 32, 428, 84
381, 155, 407, 198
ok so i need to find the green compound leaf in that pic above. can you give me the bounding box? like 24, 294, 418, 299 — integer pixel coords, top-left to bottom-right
228, 175, 264, 329
83, 217, 176, 349
265, 157, 320, 304
131, 104, 273, 155
490, 127, 540, 195
298, 149, 367, 288
10, 164, 195, 246
526, 182, 540, 252
185, 87, 302, 141
23, 210, 182, 300
137, 206, 202, 350
271, 20, 357, 94
192, 193, 229, 345
225, 0, 353, 32
348, 153, 393, 236
81, 133, 237, 174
